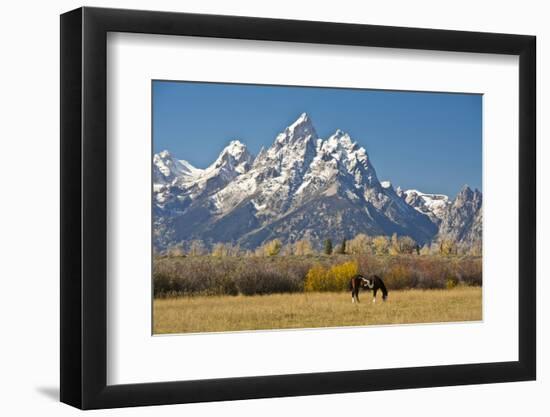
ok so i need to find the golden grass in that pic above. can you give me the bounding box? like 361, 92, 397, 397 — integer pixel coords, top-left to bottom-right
153, 287, 482, 334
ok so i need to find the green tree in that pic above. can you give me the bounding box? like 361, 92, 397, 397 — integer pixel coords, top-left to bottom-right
323, 239, 333, 255
336, 238, 347, 254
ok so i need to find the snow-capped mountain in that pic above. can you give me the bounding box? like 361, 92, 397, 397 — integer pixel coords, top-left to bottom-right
153, 140, 253, 212
436, 186, 482, 246
153, 150, 201, 185
399, 189, 451, 222
153, 113, 480, 251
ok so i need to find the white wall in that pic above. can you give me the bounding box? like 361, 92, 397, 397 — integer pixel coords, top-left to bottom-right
0, 0, 545, 415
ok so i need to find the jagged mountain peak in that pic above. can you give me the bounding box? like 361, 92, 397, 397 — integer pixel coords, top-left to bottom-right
458, 184, 473, 197
402, 188, 451, 221
153, 115, 481, 252
210, 139, 253, 173
453, 185, 482, 207
153, 149, 200, 183
291, 112, 312, 128
157, 149, 171, 159
437, 184, 482, 246
324, 129, 356, 151
275, 113, 318, 146
319, 130, 370, 175
222, 139, 248, 157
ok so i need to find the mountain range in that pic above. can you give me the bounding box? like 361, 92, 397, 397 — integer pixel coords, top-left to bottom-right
153, 113, 482, 252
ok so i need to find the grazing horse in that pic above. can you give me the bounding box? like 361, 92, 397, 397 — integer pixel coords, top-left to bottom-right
349, 274, 388, 304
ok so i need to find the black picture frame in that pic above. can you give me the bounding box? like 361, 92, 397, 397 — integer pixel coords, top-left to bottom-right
60, 6, 536, 410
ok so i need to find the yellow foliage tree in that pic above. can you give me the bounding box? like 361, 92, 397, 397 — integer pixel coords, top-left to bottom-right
304, 266, 327, 292
439, 239, 456, 256
211, 243, 228, 257
327, 261, 358, 290
304, 261, 358, 292
294, 239, 314, 256
373, 236, 390, 255
263, 239, 282, 256
347, 233, 371, 254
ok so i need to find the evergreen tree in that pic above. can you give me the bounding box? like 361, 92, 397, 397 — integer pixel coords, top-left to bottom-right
337, 238, 347, 254
323, 239, 333, 255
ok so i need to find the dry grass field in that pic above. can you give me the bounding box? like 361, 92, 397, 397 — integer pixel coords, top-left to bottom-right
153, 286, 482, 334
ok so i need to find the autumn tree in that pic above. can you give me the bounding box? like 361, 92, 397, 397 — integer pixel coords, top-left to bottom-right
167, 243, 185, 257
389, 233, 400, 255
188, 240, 206, 256
347, 233, 372, 255
399, 236, 417, 254
263, 239, 282, 256
420, 244, 431, 256
372, 236, 390, 255
439, 238, 456, 256
211, 243, 227, 257
211, 242, 241, 257
294, 239, 314, 256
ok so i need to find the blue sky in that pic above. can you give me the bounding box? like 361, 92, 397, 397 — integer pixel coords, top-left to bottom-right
153, 80, 482, 197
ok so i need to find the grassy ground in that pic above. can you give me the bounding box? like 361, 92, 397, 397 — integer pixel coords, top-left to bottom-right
153, 286, 482, 334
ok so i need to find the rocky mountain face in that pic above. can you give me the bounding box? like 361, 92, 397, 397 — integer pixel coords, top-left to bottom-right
436, 186, 483, 247
153, 113, 481, 251
399, 189, 451, 223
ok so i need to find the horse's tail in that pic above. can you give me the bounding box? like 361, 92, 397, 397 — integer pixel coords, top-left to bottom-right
376, 275, 388, 301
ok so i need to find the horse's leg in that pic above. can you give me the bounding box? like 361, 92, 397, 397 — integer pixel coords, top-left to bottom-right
356, 289, 360, 304
372, 288, 378, 303
351, 289, 355, 303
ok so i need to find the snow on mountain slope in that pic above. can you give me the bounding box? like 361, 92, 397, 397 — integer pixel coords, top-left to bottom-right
153, 140, 253, 209
211, 113, 319, 217
401, 189, 451, 222
153, 113, 478, 251
153, 150, 202, 185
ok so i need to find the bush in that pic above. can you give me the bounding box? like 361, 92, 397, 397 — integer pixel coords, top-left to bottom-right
384, 265, 414, 290
153, 253, 482, 297
304, 261, 358, 292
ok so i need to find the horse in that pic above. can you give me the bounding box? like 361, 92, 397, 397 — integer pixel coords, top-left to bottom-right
349, 274, 388, 304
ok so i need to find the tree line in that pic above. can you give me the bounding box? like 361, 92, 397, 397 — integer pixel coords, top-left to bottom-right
160, 232, 481, 258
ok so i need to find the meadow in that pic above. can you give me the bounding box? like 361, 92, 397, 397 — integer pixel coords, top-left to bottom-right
153, 253, 482, 334
153, 287, 482, 334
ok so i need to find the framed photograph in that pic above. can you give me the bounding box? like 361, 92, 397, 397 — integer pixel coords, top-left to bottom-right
60, 6, 536, 409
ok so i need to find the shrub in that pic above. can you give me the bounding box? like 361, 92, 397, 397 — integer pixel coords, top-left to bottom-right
304, 266, 327, 292
304, 261, 358, 292
152, 250, 482, 297
384, 265, 413, 290
446, 276, 459, 289
327, 261, 358, 290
